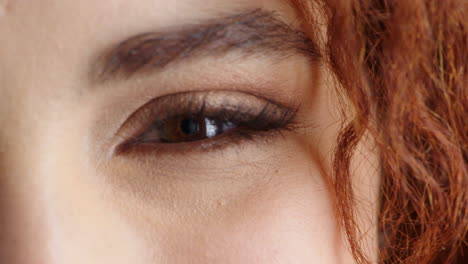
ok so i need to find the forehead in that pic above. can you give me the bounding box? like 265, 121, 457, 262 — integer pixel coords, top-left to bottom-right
0, 0, 294, 41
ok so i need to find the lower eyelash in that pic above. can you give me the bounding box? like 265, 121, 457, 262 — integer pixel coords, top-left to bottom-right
115, 124, 292, 156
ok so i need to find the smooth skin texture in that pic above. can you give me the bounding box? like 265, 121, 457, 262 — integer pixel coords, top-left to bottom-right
0, 0, 379, 263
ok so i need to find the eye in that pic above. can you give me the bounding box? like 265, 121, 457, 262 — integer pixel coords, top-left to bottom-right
139, 115, 237, 143
114, 91, 297, 155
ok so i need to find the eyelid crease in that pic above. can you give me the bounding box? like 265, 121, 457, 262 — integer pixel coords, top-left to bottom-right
92, 9, 320, 83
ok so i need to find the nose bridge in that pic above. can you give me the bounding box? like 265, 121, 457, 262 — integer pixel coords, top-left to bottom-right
0, 130, 50, 263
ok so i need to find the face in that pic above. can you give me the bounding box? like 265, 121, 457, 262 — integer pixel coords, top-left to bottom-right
0, 0, 379, 263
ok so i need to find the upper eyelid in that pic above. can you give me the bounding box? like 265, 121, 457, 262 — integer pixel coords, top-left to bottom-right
116, 90, 296, 132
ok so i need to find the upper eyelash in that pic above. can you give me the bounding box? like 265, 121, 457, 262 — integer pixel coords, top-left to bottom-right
113, 91, 299, 155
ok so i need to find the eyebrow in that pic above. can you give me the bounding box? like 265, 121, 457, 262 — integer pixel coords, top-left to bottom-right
91, 9, 320, 83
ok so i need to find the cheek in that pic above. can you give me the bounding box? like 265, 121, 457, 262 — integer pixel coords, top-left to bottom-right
132, 168, 351, 263
197, 194, 341, 263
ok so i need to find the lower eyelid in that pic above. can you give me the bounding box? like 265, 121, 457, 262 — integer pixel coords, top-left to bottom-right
122, 114, 295, 154
115, 121, 292, 157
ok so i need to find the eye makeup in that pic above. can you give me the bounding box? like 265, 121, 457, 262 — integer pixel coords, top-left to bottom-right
114, 90, 298, 156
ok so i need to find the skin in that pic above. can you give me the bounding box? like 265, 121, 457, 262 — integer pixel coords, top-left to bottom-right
0, 0, 379, 263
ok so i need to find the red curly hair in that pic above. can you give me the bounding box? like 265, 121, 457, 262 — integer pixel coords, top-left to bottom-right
292, 0, 467, 263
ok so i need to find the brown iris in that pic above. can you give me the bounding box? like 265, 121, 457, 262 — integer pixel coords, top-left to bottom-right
146, 115, 236, 143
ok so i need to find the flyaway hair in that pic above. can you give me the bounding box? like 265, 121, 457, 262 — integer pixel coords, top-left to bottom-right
292, 0, 467, 263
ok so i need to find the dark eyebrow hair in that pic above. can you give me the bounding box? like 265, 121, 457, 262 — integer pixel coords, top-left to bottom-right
91, 9, 321, 83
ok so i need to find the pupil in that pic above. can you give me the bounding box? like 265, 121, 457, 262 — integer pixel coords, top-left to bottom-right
180, 118, 200, 135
